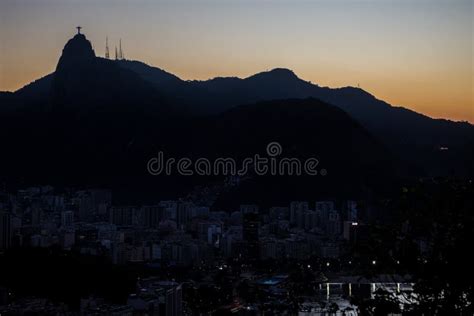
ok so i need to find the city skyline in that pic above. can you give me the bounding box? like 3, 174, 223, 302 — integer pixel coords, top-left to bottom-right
0, 0, 472, 122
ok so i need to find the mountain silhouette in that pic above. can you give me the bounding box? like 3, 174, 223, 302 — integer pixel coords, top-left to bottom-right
57, 33, 95, 66
1, 32, 473, 186
0, 33, 404, 202
50, 33, 172, 114
193, 98, 405, 206
0, 94, 402, 204
114, 63, 474, 177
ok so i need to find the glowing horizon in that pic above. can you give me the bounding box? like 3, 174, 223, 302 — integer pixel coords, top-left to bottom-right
0, 0, 472, 122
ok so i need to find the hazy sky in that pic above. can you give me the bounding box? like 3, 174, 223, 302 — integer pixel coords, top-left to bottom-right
0, 0, 472, 122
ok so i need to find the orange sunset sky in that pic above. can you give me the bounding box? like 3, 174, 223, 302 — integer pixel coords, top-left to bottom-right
0, 0, 472, 122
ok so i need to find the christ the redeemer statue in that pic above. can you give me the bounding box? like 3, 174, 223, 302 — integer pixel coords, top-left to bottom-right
76, 26, 82, 34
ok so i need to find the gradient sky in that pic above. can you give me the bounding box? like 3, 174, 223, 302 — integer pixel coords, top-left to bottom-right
0, 0, 472, 122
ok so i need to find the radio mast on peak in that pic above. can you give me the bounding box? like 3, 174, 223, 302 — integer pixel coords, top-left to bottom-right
105, 37, 110, 59
119, 39, 124, 60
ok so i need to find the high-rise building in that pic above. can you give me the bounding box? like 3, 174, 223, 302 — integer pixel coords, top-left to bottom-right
315, 201, 335, 221
61, 210, 75, 228
31, 207, 42, 226
140, 205, 164, 228
304, 210, 318, 231
0, 211, 12, 250
345, 200, 358, 222
243, 212, 259, 258
290, 201, 308, 225
240, 204, 259, 214
177, 201, 193, 228
327, 210, 341, 236
163, 282, 182, 316
159, 201, 178, 221
109, 206, 138, 226
128, 279, 182, 316
73, 191, 94, 222
343, 221, 358, 241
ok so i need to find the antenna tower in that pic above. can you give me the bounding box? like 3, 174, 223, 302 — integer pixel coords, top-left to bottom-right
105, 37, 110, 59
